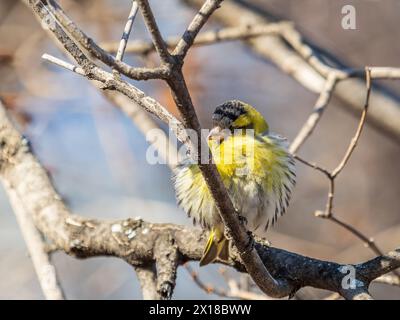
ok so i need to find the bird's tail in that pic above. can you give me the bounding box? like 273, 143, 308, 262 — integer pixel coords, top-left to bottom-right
199, 226, 230, 266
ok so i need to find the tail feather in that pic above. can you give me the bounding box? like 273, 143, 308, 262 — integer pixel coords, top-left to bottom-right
199, 227, 230, 266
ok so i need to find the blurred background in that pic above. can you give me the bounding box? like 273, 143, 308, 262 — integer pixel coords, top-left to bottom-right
0, 0, 399, 299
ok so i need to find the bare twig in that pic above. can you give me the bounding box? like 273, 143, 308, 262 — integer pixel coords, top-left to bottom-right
293, 155, 331, 178
325, 215, 383, 256
290, 73, 338, 154
43, 0, 169, 80
296, 69, 371, 217
295, 69, 400, 277
370, 67, 400, 79
113, 1, 139, 77
115, 1, 138, 63
136, 0, 172, 64
279, 23, 347, 79
102, 23, 289, 55
184, 264, 269, 300
331, 70, 372, 178
42, 53, 85, 76
173, 0, 224, 60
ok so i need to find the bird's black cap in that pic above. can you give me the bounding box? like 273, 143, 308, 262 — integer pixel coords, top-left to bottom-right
212, 100, 246, 128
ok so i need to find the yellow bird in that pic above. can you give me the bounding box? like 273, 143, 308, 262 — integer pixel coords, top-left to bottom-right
173, 100, 296, 266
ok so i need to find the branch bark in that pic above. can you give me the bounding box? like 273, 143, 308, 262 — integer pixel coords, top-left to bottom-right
101, 23, 289, 55
135, 265, 161, 300
44, 0, 169, 80
2, 182, 65, 300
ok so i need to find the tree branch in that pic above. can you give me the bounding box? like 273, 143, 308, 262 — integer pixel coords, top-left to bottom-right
135, 265, 161, 300
41, 0, 169, 80
2, 181, 65, 300
115, 1, 139, 64
101, 23, 289, 55
136, 0, 173, 64
173, 0, 224, 61
290, 72, 338, 154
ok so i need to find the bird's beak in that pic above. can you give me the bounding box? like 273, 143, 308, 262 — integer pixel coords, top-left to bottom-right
207, 126, 229, 142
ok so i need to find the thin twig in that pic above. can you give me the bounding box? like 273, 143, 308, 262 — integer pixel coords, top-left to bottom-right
42, 53, 85, 76
327, 215, 383, 256
290, 73, 339, 154
136, 0, 172, 64
184, 264, 269, 300
295, 69, 398, 272
115, 1, 138, 63
294, 155, 331, 178
44, 0, 169, 80
113, 1, 139, 77
332, 68, 372, 178
173, 0, 224, 60
102, 23, 289, 55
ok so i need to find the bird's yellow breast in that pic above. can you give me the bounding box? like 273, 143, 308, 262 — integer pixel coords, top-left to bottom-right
209, 134, 287, 192
173, 132, 295, 234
